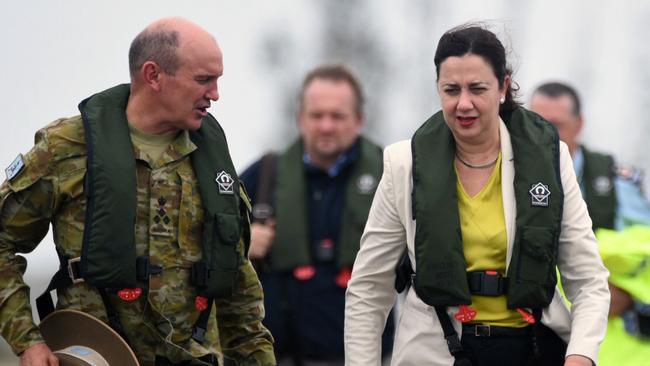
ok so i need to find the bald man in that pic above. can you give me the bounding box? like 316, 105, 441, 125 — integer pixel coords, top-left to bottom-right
0, 18, 275, 366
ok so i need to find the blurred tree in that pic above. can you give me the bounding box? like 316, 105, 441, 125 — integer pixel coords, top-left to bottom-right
315, 0, 389, 143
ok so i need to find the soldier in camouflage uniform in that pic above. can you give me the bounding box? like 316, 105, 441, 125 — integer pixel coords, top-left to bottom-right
0, 17, 275, 366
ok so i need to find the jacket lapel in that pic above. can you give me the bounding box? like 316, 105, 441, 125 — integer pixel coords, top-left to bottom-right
499, 119, 517, 271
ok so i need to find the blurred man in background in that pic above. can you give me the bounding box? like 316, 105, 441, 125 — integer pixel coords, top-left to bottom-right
531, 81, 650, 364
531, 82, 650, 229
240, 64, 393, 365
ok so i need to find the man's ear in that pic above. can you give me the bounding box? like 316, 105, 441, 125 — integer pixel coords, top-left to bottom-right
296, 107, 305, 132
576, 114, 584, 134
141, 61, 163, 92
355, 113, 365, 133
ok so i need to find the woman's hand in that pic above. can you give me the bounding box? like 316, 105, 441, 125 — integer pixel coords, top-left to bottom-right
564, 354, 593, 366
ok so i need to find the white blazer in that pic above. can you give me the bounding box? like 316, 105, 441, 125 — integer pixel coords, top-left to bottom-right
345, 121, 610, 365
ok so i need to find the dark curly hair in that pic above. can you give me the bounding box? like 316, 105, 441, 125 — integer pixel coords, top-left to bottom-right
434, 24, 521, 115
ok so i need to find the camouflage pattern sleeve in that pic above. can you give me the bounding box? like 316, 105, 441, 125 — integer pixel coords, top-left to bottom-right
0, 128, 57, 354
215, 188, 275, 366
215, 256, 276, 366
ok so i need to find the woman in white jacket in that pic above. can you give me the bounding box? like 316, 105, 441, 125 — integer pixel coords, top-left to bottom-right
344, 24, 609, 366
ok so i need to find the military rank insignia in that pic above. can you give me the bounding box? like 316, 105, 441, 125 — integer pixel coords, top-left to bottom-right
5, 154, 25, 181
216, 170, 235, 195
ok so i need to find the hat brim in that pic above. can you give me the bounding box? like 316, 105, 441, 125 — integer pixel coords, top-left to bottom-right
39, 309, 139, 366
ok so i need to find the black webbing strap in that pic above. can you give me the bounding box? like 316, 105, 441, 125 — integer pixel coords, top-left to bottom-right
394, 252, 414, 293
530, 308, 567, 366
280, 277, 303, 366
467, 271, 509, 296
96, 287, 130, 342
35, 256, 131, 350
252, 152, 278, 223
192, 299, 214, 343
200, 354, 218, 365
251, 152, 278, 275
190, 261, 209, 288
136, 256, 162, 281
250, 153, 305, 362
37, 255, 161, 320
434, 306, 472, 366
35, 256, 82, 321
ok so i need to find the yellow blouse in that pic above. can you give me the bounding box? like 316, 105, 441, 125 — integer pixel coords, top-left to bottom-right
457, 153, 528, 327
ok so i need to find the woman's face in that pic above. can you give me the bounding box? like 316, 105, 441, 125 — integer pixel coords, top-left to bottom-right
437, 54, 508, 145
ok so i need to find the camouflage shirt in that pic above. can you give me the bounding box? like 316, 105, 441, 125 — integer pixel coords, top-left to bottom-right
0, 116, 275, 365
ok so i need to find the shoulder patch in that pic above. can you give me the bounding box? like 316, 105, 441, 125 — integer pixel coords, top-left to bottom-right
5, 154, 25, 181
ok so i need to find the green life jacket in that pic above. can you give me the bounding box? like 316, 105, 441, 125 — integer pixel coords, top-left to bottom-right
79, 84, 242, 299
580, 145, 617, 230
411, 108, 564, 309
271, 137, 382, 271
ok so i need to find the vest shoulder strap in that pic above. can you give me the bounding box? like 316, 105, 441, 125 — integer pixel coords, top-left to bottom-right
338, 137, 383, 268
505, 108, 564, 308
79, 84, 137, 288
189, 115, 243, 298
411, 111, 471, 306
272, 139, 310, 271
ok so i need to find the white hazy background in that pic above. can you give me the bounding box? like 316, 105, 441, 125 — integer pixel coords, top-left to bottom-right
1, 0, 649, 362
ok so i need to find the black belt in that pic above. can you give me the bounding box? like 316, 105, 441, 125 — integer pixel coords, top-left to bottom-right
462, 324, 532, 337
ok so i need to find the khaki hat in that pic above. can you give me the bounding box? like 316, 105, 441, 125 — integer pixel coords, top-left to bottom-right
39, 309, 139, 366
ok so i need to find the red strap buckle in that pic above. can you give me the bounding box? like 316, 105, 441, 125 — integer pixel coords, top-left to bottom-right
454, 304, 477, 323
335, 267, 352, 288
195, 296, 209, 311
293, 265, 316, 281
517, 308, 536, 324
320, 239, 334, 249
117, 288, 142, 302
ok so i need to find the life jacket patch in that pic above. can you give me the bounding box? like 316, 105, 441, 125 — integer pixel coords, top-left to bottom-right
357, 173, 377, 194
530, 182, 550, 207
592, 176, 613, 195
216, 171, 234, 195
5, 154, 25, 181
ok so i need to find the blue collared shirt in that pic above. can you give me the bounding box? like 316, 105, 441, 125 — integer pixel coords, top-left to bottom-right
302, 145, 357, 178
302, 141, 361, 255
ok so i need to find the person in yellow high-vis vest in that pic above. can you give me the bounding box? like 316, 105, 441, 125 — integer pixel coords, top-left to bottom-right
596, 226, 650, 365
